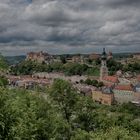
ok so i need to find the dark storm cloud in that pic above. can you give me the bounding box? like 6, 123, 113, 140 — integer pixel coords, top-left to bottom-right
102, 0, 140, 7
0, 0, 140, 55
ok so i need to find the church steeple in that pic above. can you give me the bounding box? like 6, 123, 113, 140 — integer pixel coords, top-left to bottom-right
100, 48, 108, 81
101, 48, 107, 60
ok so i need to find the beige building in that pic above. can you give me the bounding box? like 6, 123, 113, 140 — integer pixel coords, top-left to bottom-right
89, 53, 100, 60
113, 85, 135, 103
107, 51, 113, 60
92, 88, 114, 105
133, 53, 140, 60
71, 55, 84, 63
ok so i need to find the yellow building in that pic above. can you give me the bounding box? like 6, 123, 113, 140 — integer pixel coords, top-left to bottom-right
92, 88, 114, 105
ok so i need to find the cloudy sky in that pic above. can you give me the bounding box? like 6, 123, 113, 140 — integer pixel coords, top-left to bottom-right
0, 0, 140, 55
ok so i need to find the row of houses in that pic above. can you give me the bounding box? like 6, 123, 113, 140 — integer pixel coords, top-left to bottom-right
33, 72, 88, 84
92, 74, 140, 105
8, 75, 52, 89
7, 72, 140, 106
7, 73, 89, 90
96, 48, 140, 105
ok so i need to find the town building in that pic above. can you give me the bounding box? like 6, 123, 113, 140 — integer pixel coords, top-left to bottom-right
133, 83, 140, 105
102, 76, 119, 85
92, 87, 114, 105
133, 53, 140, 60
98, 49, 140, 105
118, 78, 131, 85
107, 51, 113, 60
33, 72, 87, 84
116, 70, 123, 77
113, 84, 135, 103
8, 75, 51, 89
89, 53, 100, 60
26, 51, 53, 64
134, 83, 140, 94
72, 55, 84, 63
100, 48, 108, 81
74, 84, 96, 97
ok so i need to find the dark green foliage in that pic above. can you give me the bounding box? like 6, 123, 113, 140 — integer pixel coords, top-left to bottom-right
10, 60, 89, 76
85, 67, 100, 76
0, 88, 71, 139
60, 55, 67, 64
10, 60, 100, 76
107, 58, 123, 75
64, 63, 89, 76
95, 58, 101, 65
86, 58, 93, 64
49, 79, 78, 123
0, 80, 140, 139
0, 55, 9, 71
123, 62, 140, 73
0, 76, 8, 87
83, 78, 104, 87
10, 61, 64, 75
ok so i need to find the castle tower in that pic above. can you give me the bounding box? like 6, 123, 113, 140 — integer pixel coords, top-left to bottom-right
100, 48, 108, 81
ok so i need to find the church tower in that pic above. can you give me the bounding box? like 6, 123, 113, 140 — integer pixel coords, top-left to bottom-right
100, 48, 108, 81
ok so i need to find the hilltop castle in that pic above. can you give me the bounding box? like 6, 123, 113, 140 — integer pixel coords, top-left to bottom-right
26, 51, 53, 64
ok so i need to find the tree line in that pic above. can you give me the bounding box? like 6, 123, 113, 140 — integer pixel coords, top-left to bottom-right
10, 60, 100, 76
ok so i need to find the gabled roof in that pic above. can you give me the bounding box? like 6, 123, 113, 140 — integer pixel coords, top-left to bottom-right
134, 83, 140, 92
102, 87, 113, 94
114, 85, 133, 91
137, 75, 140, 81
135, 83, 140, 88
103, 76, 118, 83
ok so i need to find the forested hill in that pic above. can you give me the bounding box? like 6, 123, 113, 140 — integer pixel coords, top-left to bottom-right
5, 55, 26, 65
0, 55, 9, 71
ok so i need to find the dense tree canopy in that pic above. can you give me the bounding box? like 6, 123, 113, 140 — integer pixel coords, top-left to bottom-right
10, 60, 100, 76
0, 76, 8, 87
107, 59, 123, 75
0, 79, 140, 139
80, 78, 104, 88
123, 62, 140, 73
0, 55, 9, 72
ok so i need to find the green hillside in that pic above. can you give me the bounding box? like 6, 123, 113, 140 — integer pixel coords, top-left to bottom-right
0, 55, 9, 72
0, 79, 140, 139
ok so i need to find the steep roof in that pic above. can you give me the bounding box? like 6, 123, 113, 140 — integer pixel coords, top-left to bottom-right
135, 83, 140, 88
114, 85, 133, 91
103, 76, 118, 83
134, 83, 140, 92
102, 87, 113, 94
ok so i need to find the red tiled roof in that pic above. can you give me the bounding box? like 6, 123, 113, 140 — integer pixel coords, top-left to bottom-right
137, 75, 140, 81
114, 85, 133, 91
104, 83, 114, 88
103, 76, 118, 83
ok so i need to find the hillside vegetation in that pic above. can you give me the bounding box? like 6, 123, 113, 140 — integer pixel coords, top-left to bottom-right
0, 55, 9, 72
0, 79, 140, 139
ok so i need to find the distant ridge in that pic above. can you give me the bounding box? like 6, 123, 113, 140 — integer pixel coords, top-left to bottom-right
5, 55, 26, 65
